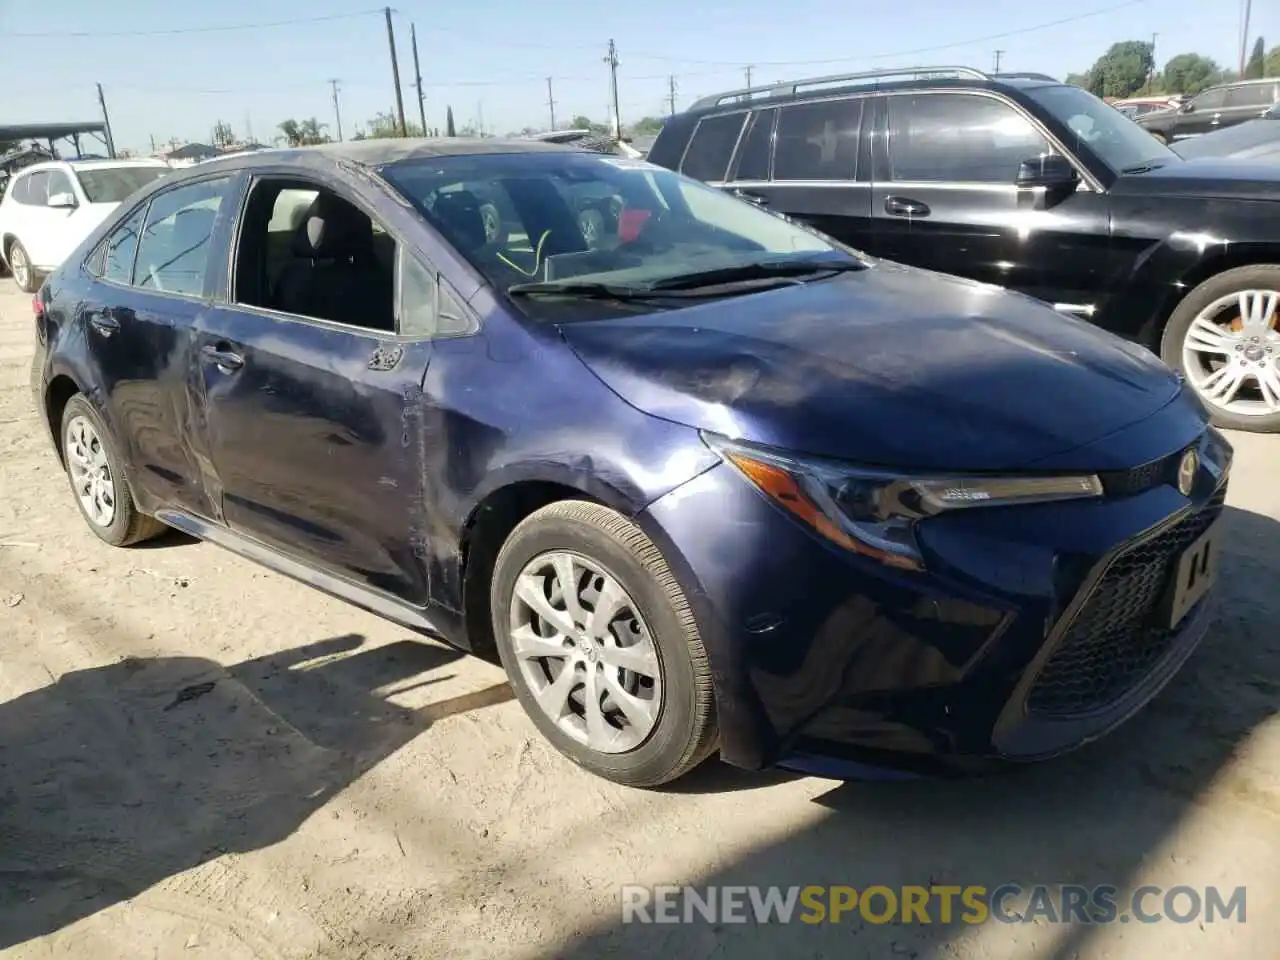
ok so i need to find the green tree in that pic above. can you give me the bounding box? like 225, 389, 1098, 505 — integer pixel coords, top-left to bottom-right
1064, 71, 1090, 88
570, 115, 611, 134
1161, 53, 1221, 94
277, 118, 329, 147
445, 106, 457, 137
1086, 40, 1155, 98
364, 111, 424, 139
1245, 37, 1266, 79
212, 120, 235, 149
628, 116, 665, 136
1267, 45, 1280, 77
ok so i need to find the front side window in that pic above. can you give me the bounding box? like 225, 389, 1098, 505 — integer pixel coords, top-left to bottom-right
773, 98, 862, 181
382, 152, 843, 322
680, 113, 747, 181
1026, 83, 1177, 173
75, 165, 169, 204
134, 177, 230, 296
44, 170, 76, 204
1192, 87, 1227, 111
97, 207, 146, 284
887, 93, 1050, 183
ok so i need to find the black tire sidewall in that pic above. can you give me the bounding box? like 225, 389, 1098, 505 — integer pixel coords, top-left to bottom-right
60, 396, 138, 545
490, 510, 700, 784
1160, 264, 1280, 433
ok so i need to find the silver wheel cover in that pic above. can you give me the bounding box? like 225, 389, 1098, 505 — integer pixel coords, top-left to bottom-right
65, 415, 116, 527
1182, 289, 1280, 417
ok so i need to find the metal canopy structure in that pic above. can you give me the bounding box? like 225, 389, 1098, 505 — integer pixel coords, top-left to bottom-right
0, 121, 114, 159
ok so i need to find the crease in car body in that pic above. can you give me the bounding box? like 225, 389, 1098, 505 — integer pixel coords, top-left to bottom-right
31, 137, 1235, 788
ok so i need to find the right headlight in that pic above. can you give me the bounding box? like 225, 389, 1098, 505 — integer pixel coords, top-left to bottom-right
703, 433, 1104, 572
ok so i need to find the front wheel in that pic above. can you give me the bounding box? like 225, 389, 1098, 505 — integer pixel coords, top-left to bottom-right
490, 500, 718, 787
1161, 264, 1280, 432
8, 239, 37, 293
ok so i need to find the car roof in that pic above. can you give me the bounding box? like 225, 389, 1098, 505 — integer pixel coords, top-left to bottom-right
16, 157, 168, 174
187, 136, 578, 177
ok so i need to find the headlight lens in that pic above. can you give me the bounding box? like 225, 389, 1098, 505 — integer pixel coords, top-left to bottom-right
704, 434, 1103, 572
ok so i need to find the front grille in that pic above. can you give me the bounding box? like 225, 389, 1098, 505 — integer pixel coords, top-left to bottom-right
1097, 447, 1185, 497
1026, 488, 1225, 717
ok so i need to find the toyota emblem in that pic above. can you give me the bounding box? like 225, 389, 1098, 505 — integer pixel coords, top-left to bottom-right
1177, 448, 1199, 497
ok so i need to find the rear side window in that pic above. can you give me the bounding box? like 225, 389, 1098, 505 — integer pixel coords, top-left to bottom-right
773, 98, 863, 181
680, 113, 747, 181
733, 109, 775, 181
134, 177, 230, 296
1193, 87, 1227, 110
887, 93, 1049, 183
1224, 84, 1273, 108
13, 172, 48, 206
97, 208, 145, 284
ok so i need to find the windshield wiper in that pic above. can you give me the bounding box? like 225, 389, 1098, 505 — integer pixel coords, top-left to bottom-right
645, 257, 865, 291
1120, 160, 1171, 174
506, 280, 664, 300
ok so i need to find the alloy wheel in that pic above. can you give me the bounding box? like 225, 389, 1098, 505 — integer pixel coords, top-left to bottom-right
508, 550, 663, 754
10, 245, 29, 290
1181, 289, 1280, 417
65, 415, 116, 527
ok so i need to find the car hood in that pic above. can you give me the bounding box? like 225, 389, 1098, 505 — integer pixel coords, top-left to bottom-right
1112, 157, 1280, 199
1174, 120, 1280, 162
557, 262, 1183, 472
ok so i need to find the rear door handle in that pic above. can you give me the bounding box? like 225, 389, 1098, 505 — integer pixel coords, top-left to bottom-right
884, 196, 930, 217
88, 310, 120, 336
201, 343, 244, 372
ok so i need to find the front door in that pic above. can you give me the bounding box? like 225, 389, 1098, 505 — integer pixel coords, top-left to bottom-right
194, 179, 434, 606
867, 90, 1112, 310
1175, 87, 1227, 139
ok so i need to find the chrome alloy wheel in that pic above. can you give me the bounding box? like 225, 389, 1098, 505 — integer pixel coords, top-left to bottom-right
508, 550, 663, 753
65, 415, 116, 527
9, 244, 29, 290
1182, 289, 1280, 416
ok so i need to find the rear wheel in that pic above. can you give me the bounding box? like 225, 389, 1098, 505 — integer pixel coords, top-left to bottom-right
1161, 264, 1280, 432
8, 239, 37, 293
60, 395, 166, 546
490, 500, 718, 786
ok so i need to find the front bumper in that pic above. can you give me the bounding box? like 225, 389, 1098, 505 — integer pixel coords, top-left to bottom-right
639, 427, 1231, 775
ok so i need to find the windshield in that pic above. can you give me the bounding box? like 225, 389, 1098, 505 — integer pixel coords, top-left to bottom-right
75, 165, 169, 204
1026, 84, 1178, 173
380, 152, 850, 320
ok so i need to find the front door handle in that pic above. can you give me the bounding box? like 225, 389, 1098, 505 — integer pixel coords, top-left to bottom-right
733, 189, 769, 207
884, 196, 930, 217
201, 343, 244, 372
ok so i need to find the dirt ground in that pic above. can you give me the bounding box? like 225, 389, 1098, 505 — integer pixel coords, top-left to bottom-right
0, 282, 1277, 960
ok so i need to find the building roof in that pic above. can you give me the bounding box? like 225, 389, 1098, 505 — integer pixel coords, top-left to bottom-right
0, 121, 107, 141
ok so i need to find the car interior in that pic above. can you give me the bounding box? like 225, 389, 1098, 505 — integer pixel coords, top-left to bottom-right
234, 181, 397, 331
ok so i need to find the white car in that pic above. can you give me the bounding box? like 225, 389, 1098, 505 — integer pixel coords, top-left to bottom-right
0, 158, 171, 292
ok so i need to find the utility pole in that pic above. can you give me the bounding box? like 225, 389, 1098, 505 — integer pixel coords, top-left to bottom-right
410, 23, 427, 135
245, 112, 254, 144
604, 39, 621, 139
546, 77, 557, 131
744, 64, 754, 90
385, 6, 407, 137
328, 79, 344, 141
1238, 0, 1252, 77
477, 100, 485, 137
96, 82, 116, 158
993, 50, 1004, 73
667, 75, 678, 115
1148, 33, 1158, 88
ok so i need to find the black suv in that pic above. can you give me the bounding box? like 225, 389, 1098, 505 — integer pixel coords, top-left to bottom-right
1138, 77, 1280, 143
649, 66, 1280, 432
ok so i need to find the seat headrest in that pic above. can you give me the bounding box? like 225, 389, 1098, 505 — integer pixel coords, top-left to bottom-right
431, 189, 488, 252
292, 192, 374, 260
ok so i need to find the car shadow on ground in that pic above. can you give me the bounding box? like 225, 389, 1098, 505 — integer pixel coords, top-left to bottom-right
539, 502, 1280, 959
0, 631, 514, 951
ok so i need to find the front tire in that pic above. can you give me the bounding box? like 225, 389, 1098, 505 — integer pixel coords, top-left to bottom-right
8, 239, 38, 293
490, 500, 718, 787
1160, 264, 1280, 432
60, 395, 166, 546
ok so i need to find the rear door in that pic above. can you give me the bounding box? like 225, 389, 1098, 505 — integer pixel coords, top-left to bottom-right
868, 89, 1111, 307
721, 96, 874, 251
1176, 87, 1227, 138
1218, 82, 1278, 130
192, 175, 458, 607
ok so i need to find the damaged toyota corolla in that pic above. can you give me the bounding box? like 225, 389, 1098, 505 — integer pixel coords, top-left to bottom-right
31, 139, 1231, 786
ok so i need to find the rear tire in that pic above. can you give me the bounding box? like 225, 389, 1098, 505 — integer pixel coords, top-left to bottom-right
1160, 264, 1280, 433
490, 500, 718, 787
60, 395, 167, 546
8, 239, 38, 293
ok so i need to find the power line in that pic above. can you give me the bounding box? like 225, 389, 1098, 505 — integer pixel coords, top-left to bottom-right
8, 8, 382, 39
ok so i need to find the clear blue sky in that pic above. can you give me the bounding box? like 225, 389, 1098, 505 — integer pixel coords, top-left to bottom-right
2, 0, 1276, 152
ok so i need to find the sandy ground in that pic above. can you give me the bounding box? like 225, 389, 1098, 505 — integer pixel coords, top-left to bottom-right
0, 282, 1277, 960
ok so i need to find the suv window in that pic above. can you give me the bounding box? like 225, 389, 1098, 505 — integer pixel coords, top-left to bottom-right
680, 113, 747, 181
134, 177, 230, 296
13, 171, 48, 206
733, 109, 775, 181
96, 207, 146, 284
1224, 83, 1274, 108
76, 165, 169, 204
1192, 87, 1227, 111
233, 179, 396, 332
773, 99, 863, 181
887, 93, 1050, 183
45, 170, 75, 203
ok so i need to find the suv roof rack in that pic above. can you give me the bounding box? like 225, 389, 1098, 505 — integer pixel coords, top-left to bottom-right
992, 72, 1058, 82
688, 65, 991, 112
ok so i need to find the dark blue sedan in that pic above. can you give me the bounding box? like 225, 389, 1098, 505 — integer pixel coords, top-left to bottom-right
30, 139, 1231, 786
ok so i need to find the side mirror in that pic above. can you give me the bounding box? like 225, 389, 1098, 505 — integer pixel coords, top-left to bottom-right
1180, 101, 1195, 113
48, 192, 77, 209
1015, 154, 1079, 190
